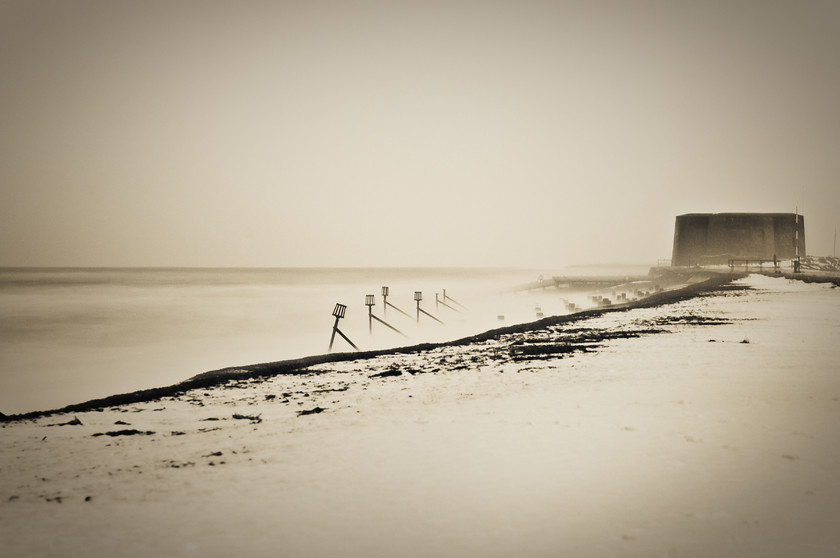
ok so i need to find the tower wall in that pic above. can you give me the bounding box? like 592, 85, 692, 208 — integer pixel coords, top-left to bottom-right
671, 213, 805, 266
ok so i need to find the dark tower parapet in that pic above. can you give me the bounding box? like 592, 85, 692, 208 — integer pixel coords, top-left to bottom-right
671, 213, 805, 267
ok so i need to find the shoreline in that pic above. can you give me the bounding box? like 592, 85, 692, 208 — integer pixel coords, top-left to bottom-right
2, 272, 747, 422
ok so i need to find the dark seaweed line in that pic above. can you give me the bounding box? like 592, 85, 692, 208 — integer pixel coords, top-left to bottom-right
1, 273, 747, 422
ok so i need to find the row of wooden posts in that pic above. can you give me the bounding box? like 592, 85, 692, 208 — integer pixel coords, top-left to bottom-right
329, 287, 465, 352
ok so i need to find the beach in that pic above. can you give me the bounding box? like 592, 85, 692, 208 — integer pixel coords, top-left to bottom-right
2, 274, 839, 557
0, 267, 554, 414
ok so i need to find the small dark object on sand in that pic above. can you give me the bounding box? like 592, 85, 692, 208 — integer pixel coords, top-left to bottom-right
313, 385, 350, 393
370, 369, 402, 379
509, 343, 585, 360
297, 407, 326, 416
47, 416, 83, 427
232, 413, 262, 424
92, 429, 155, 437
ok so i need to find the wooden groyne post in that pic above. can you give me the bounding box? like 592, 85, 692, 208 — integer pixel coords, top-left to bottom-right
382, 286, 412, 320
366, 295, 375, 333
365, 294, 406, 338
328, 303, 358, 352
435, 292, 458, 312
443, 289, 466, 310
414, 291, 444, 325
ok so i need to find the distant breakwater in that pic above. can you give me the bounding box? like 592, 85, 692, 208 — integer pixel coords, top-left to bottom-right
1, 272, 747, 422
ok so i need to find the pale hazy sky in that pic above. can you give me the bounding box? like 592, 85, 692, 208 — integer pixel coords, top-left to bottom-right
1, 0, 838, 267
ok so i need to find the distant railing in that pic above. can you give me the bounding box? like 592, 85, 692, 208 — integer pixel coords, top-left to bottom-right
728, 258, 780, 273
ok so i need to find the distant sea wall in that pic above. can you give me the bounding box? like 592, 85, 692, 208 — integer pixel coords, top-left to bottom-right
671, 213, 806, 266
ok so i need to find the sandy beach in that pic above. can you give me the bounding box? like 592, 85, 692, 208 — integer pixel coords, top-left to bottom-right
2, 274, 839, 557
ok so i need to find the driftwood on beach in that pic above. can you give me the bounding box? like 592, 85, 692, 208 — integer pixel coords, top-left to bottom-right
1, 272, 748, 422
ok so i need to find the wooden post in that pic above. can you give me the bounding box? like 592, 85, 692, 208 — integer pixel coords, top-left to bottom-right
414, 291, 422, 323
328, 303, 358, 352
365, 295, 375, 334
328, 316, 340, 352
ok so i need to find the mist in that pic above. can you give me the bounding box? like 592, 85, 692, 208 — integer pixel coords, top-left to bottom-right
1, 0, 838, 267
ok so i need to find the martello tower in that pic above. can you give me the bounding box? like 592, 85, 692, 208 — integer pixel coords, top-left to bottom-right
671, 213, 805, 267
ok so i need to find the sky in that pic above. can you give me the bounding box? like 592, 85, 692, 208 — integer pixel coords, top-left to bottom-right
1, 0, 838, 268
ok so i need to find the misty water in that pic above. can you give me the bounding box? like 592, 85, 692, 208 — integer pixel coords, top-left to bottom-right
1, 267, 624, 415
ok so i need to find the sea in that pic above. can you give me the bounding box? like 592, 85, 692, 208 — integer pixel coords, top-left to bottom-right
1, 266, 634, 415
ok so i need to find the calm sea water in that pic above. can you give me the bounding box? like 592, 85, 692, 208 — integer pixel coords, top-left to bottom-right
1, 267, 570, 414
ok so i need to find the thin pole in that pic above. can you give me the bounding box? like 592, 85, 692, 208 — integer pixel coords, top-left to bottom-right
418, 307, 445, 325
385, 301, 413, 319
328, 317, 340, 351
436, 297, 458, 312
334, 327, 359, 351
443, 290, 467, 310
371, 314, 407, 337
